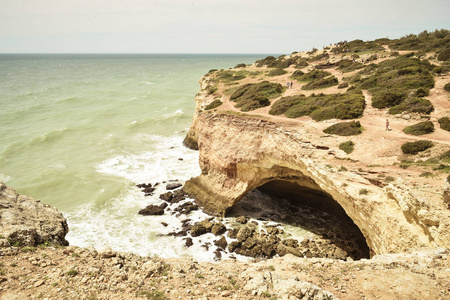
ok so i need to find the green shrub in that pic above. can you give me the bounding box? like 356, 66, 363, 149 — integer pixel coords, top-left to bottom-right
267, 68, 287, 76
302, 76, 339, 90
235, 63, 246, 68
388, 97, 434, 115
270, 91, 365, 121
444, 83, 450, 92
438, 48, 450, 61
230, 81, 283, 112
66, 269, 78, 276
438, 117, 450, 131
402, 121, 434, 135
308, 52, 329, 62
335, 59, 364, 73
205, 100, 223, 110
359, 188, 369, 195
323, 121, 362, 136
291, 69, 331, 81
415, 87, 429, 97
401, 140, 434, 154
339, 141, 355, 154
338, 82, 349, 89
372, 89, 407, 108
206, 84, 218, 95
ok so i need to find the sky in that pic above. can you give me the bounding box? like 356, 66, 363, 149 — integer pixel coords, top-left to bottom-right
0, 0, 449, 54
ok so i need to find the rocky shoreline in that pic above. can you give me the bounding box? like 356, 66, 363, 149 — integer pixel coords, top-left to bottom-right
135, 182, 369, 262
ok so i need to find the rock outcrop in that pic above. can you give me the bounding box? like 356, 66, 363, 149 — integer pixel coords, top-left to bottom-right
0, 181, 69, 247
183, 74, 450, 257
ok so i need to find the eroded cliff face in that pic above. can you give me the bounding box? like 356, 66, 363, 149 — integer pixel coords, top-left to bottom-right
184, 102, 449, 256
0, 182, 69, 247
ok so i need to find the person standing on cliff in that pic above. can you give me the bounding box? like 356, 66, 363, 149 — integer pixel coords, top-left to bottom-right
286, 82, 290, 89
290, 81, 293, 89
386, 119, 390, 131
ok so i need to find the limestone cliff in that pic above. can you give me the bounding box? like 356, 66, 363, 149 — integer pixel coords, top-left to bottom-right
0, 181, 69, 247
183, 62, 450, 257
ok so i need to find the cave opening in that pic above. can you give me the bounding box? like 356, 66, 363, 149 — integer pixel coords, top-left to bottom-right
226, 179, 370, 260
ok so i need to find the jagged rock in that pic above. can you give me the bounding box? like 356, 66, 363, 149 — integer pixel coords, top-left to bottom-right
138, 204, 165, 216
211, 222, 227, 235
166, 183, 182, 190
184, 237, 193, 247
227, 228, 239, 239
236, 216, 248, 224
0, 181, 69, 247
142, 260, 164, 278
271, 276, 337, 300
160, 192, 173, 202
228, 241, 241, 252
98, 247, 116, 258
214, 236, 227, 250
198, 219, 214, 232
190, 224, 207, 237
174, 202, 198, 215
236, 227, 254, 242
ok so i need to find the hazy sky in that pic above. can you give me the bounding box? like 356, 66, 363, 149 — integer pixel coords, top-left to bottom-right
1, 0, 449, 54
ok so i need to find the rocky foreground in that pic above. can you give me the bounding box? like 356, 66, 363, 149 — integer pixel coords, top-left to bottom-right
1, 245, 449, 300
1, 181, 449, 300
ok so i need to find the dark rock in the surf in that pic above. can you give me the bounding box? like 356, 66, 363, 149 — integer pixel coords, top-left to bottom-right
236, 216, 248, 224
213, 250, 222, 261
138, 204, 165, 216
178, 158, 184, 161
211, 222, 226, 236
190, 224, 207, 237
160, 192, 173, 202
214, 236, 228, 250
198, 220, 214, 232
184, 237, 193, 247
228, 241, 241, 253
171, 189, 186, 203
227, 228, 239, 239
174, 202, 198, 215
236, 227, 254, 242
161, 222, 168, 227
166, 183, 182, 190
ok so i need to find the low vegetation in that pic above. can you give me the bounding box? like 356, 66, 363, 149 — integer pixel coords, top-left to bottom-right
335, 59, 365, 73
338, 82, 349, 89
401, 140, 434, 155
444, 83, 450, 92
402, 121, 435, 135
331, 39, 384, 54
386, 29, 450, 56
302, 76, 339, 90
204, 99, 223, 110
339, 141, 355, 154
269, 89, 365, 121
267, 68, 287, 76
255, 55, 308, 69
388, 97, 434, 115
291, 69, 331, 82
438, 116, 450, 131
323, 121, 363, 136
230, 81, 284, 112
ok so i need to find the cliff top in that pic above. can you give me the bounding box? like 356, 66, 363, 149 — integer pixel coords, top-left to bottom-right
194, 30, 450, 194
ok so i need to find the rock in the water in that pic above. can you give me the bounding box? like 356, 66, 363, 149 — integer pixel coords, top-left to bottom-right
198, 219, 214, 232
138, 204, 165, 216
160, 191, 173, 202
211, 222, 226, 235
214, 236, 228, 250
190, 224, 207, 237
236, 216, 248, 224
166, 183, 182, 190
0, 181, 69, 247
236, 227, 254, 242
184, 237, 193, 247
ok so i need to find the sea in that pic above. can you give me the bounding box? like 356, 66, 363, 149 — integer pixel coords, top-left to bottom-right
0, 53, 272, 261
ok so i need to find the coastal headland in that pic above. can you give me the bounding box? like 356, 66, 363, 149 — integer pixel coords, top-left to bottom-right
1, 30, 450, 299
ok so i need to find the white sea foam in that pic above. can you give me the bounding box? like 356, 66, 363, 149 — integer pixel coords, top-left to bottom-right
0, 174, 13, 183
144, 81, 155, 86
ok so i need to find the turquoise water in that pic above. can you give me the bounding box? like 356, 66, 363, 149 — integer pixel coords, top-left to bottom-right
0, 54, 268, 259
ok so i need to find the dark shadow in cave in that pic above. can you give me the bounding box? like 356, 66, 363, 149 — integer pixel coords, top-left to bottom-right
226, 179, 370, 260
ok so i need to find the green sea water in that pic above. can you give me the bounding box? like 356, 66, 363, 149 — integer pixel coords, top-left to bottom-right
0, 54, 268, 259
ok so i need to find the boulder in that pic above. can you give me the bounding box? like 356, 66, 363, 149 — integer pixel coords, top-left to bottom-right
236, 227, 254, 242
166, 183, 182, 190
211, 222, 227, 235
0, 182, 69, 247
214, 236, 227, 250
138, 204, 165, 216
190, 224, 207, 237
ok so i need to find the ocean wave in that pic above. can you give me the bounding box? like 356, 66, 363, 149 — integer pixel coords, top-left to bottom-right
125, 110, 186, 130
144, 81, 155, 86
96, 135, 200, 184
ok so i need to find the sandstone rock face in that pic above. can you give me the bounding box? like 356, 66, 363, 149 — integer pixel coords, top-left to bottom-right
183, 112, 449, 256
0, 181, 69, 247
